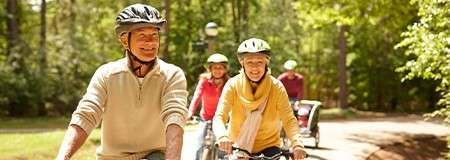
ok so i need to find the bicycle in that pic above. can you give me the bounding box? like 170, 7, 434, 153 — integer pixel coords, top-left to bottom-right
225, 146, 307, 160
281, 100, 321, 148
196, 120, 225, 160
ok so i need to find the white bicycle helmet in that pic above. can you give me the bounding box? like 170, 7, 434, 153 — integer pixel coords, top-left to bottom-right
237, 38, 271, 57
205, 53, 229, 70
284, 60, 298, 70
207, 53, 228, 64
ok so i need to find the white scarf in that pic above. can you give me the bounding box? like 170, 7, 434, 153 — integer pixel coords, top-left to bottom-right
235, 98, 268, 153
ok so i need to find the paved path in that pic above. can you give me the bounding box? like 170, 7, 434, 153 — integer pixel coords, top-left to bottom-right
181, 115, 449, 160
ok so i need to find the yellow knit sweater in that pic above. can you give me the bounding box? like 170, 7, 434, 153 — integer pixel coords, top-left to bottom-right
213, 71, 302, 153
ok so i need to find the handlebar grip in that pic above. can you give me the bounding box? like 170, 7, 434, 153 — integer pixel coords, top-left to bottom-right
215, 144, 252, 156
216, 144, 309, 159
281, 148, 309, 158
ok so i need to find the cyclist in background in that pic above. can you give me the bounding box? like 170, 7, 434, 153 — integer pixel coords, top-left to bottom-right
278, 60, 304, 113
188, 53, 229, 159
213, 38, 307, 160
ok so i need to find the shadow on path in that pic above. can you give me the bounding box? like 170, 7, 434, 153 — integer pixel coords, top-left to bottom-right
307, 153, 329, 160
304, 145, 333, 151
347, 132, 447, 160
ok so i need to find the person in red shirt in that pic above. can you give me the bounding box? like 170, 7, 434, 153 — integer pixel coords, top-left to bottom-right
277, 60, 304, 114
187, 53, 229, 159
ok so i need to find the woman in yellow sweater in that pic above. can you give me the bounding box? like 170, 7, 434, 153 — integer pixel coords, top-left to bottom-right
213, 38, 307, 159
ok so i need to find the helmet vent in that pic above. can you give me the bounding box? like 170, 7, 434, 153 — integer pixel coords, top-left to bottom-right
115, 4, 167, 37
131, 7, 138, 16
236, 38, 271, 56
117, 15, 125, 21
144, 7, 152, 18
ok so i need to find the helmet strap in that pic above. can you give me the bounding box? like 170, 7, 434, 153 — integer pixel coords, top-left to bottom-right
127, 32, 154, 64
210, 76, 225, 87
210, 72, 224, 79
125, 32, 159, 77
126, 50, 155, 78
243, 65, 268, 84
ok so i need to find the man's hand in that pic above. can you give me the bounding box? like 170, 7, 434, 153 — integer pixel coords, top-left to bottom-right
55, 125, 88, 160
292, 145, 307, 160
165, 124, 184, 160
217, 136, 233, 154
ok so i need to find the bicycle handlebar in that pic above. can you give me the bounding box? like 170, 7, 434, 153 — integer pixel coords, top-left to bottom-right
215, 144, 308, 159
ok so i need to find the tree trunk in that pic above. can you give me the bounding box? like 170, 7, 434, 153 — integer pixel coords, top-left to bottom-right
69, 0, 80, 75
38, 0, 47, 116
39, 0, 46, 74
338, 25, 348, 109
6, 0, 21, 116
6, 0, 19, 68
231, 0, 240, 43
162, 0, 170, 58
69, 0, 76, 43
242, 0, 249, 38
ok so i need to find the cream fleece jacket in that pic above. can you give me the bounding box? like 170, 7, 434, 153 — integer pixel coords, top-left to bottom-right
69, 57, 188, 160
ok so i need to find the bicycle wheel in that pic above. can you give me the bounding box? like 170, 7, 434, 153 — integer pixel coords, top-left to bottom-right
201, 147, 212, 160
195, 146, 205, 160
279, 156, 291, 160
280, 129, 290, 149
314, 126, 320, 148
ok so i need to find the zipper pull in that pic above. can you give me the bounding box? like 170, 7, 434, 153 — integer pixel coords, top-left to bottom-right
138, 85, 142, 100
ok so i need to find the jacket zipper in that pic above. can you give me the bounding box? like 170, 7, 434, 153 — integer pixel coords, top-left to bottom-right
132, 76, 143, 102
138, 84, 142, 101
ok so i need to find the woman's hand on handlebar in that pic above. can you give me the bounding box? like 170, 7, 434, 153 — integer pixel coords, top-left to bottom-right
292, 145, 307, 160
294, 100, 301, 110
187, 112, 194, 121
217, 136, 233, 154
186, 114, 199, 125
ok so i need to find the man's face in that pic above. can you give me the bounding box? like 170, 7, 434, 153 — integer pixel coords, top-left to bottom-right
241, 54, 268, 82
121, 26, 160, 61
210, 63, 226, 79
287, 69, 295, 76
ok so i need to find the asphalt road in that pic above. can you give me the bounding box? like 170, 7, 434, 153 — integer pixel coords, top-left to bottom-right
181, 115, 449, 160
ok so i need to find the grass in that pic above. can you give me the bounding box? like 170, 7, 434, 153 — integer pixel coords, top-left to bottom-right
0, 129, 99, 160
0, 116, 99, 159
448, 136, 450, 159
0, 117, 70, 129
0, 116, 197, 159
319, 107, 357, 119
318, 107, 397, 120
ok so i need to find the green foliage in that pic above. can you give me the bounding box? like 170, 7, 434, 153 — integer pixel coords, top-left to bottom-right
292, 0, 437, 111
396, 0, 450, 123
0, 0, 443, 116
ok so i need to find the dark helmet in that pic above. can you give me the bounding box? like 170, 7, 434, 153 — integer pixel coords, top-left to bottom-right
115, 3, 166, 37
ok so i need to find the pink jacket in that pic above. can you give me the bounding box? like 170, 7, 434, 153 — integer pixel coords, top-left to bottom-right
188, 78, 224, 120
